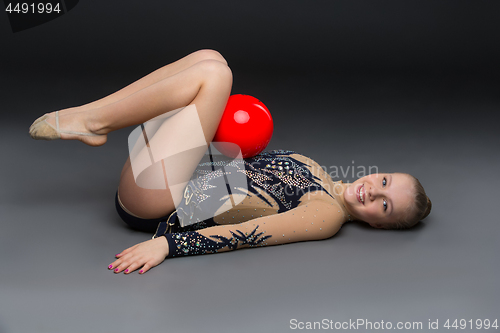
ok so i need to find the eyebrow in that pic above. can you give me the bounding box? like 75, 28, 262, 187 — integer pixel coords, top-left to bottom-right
388, 174, 393, 215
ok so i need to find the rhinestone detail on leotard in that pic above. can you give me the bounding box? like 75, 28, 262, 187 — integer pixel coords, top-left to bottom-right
172, 150, 334, 228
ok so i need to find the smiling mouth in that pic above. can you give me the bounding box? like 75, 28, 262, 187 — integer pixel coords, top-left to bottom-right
357, 184, 365, 205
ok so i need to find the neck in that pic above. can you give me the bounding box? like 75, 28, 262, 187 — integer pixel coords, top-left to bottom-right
331, 181, 356, 224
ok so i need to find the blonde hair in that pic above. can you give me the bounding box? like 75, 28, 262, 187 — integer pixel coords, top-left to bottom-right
385, 174, 431, 230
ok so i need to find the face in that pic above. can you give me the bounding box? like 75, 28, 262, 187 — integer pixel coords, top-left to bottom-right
343, 173, 415, 228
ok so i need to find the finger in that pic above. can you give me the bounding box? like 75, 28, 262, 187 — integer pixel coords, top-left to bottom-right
115, 245, 138, 257
108, 254, 128, 270
123, 261, 144, 274
108, 258, 122, 270
110, 248, 138, 269
114, 255, 141, 273
139, 262, 153, 275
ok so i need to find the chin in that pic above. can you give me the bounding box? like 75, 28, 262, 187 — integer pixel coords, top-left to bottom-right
343, 186, 360, 218
345, 181, 361, 205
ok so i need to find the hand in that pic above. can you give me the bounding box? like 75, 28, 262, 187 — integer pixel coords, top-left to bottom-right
108, 237, 169, 275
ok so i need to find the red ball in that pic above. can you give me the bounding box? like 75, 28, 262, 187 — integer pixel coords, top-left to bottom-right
213, 94, 273, 159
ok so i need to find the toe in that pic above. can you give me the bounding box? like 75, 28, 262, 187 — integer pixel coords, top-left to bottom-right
29, 121, 59, 140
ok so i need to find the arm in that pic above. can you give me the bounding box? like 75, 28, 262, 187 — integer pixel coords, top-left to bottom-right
157, 199, 344, 258
109, 199, 344, 274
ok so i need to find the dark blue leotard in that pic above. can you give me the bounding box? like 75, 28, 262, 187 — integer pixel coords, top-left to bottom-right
153, 149, 335, 257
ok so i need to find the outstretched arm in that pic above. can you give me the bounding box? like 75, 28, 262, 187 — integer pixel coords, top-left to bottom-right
108, 199, 344, 274
161, 199, 344, 258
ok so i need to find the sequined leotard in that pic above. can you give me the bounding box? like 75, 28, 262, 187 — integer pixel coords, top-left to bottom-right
152, 149, 348, 258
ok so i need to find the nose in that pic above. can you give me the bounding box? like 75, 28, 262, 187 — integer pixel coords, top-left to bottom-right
368, 185, 382, 200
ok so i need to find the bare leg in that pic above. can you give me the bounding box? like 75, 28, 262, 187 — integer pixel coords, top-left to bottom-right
76, 49, 227, 112
37, 57, 231, 147
29, 49, 228, 146
31, 51, 232, 218
115, 60, 232, 218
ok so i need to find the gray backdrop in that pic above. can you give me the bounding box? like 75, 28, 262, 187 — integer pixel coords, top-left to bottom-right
1, 1, 499, 332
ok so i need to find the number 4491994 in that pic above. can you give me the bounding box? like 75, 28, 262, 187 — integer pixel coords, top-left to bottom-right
444, 318, 498, 330
5, 2, 61, 14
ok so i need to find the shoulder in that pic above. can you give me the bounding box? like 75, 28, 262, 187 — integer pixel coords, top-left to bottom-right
297, 199, 344, 219
248, 150, 330, 184
290, 200, 344, 239
294, 199, 345, 236
288, 153, 327, 180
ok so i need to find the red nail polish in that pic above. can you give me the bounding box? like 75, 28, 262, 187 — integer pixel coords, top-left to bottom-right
115, 268, 119, 272
108, 265, 113, 269
139, 270, 143, 274
124, 269, 129, 273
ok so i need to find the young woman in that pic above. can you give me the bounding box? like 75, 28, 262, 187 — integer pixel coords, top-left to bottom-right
29, 49, 431, 275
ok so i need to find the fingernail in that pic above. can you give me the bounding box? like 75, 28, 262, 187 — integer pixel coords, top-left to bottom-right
124, 269, 129, 273
139, 270, 143, 274
115, 268, 119, 272
108, 265, 113, 269
115, 253, 120, 256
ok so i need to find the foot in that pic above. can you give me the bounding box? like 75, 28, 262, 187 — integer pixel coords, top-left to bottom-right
29, 108, 108, 147
29, 106, 83, 128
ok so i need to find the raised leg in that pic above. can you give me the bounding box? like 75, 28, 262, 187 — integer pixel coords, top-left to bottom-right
29, 49, 227, 146
116, 60, 233, 219
77, 49, 228, 112
30, 50, 233, 218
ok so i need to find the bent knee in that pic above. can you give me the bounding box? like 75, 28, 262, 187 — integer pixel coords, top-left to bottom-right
192, 49, 228, 66
196, 59, 232, 83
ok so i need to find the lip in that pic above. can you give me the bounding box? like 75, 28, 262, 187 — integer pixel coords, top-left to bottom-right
356, 184, 365, 205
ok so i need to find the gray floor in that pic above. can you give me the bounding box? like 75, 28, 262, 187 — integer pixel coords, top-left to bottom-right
1, 71, 499, 333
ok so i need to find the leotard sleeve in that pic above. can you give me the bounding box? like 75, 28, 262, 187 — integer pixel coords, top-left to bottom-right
154, 199, 344, 258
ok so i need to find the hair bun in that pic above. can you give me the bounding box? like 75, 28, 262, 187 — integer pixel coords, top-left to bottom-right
421, 196, 432, 220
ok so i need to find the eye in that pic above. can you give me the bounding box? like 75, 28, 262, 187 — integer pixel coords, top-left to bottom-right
383, 199, 387, 211
382, 177, 387, 187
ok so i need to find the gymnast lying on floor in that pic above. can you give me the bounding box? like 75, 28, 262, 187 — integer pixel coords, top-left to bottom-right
29, 49, 431, 275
